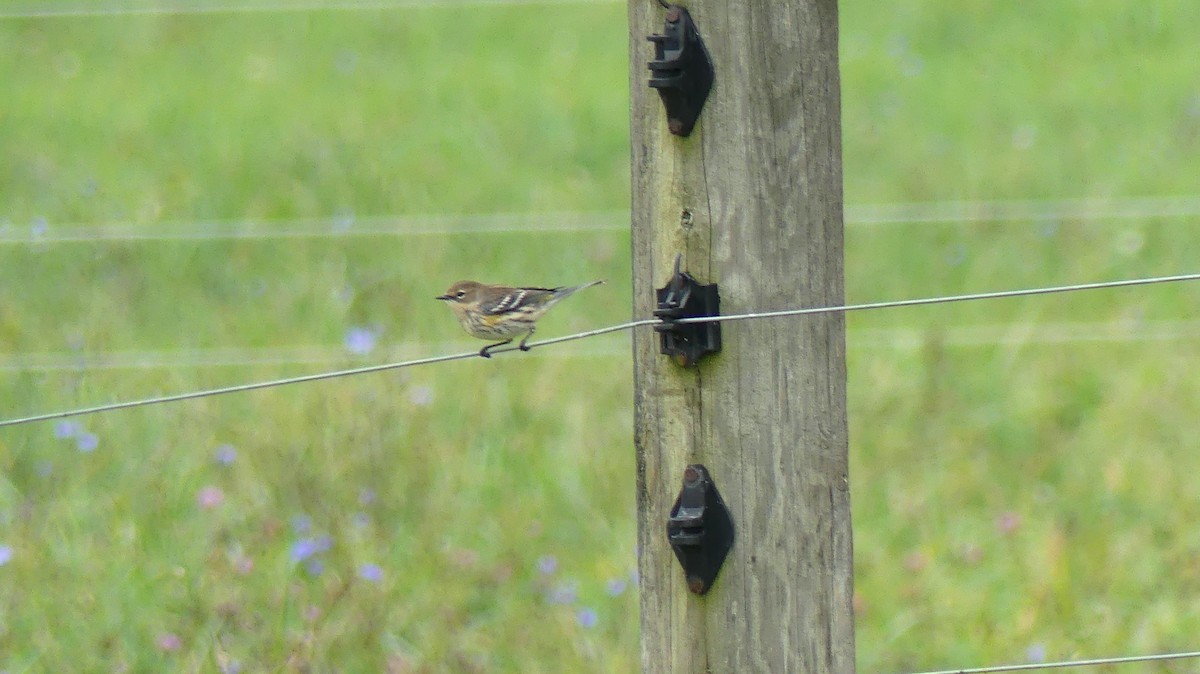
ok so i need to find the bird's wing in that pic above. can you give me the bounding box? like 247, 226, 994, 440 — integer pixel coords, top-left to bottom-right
480, 287, 556, 315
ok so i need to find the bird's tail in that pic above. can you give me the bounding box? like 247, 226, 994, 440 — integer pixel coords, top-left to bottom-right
552, 279, 605, 300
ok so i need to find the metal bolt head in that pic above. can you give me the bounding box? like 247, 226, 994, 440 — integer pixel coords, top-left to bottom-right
667, 118, 684, 134
666, 6, 681, 22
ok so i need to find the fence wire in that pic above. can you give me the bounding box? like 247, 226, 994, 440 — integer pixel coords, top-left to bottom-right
0, 0, 615, 19
4, 196, 1200, 244
2, 271, 1198, 428
0, 211, 627, 244
0, 320, 644, 427
0, 339, 630, 371
673, 273, 1200, 326
8, 318, 1200, 372
905, 649, 1200, 674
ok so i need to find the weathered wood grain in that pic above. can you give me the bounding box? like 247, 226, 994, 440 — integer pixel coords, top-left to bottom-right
630, 0, 853, 671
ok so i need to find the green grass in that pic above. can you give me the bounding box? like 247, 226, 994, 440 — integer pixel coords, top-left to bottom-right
3, 1, 1200, 672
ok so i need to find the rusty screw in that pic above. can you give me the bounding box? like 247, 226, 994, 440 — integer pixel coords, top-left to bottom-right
667, 118, 684, 135
666, 6, 681, 22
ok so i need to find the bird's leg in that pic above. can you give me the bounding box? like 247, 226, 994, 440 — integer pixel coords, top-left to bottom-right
479, 338, 512, 358
518, 327, 536, 351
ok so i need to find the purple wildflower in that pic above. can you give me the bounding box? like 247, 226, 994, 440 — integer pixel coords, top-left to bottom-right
290, 538, 321, 563
0, 544, 12, 566
304, 559, 325, 577
76, 432, 98, 453
156, 632, 182, 652
196, 486, 225, 510
214, 444, 237, 466
605, 577, 627, 597
536, 555, 558, 575
344, 326, 377, 355
54, 420, 79, 439
1026, 644, 1047, 663
576, 607, 598, 628
358, 563, 384, 582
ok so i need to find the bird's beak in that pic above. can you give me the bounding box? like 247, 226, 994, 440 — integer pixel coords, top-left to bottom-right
435, 294, 452, 301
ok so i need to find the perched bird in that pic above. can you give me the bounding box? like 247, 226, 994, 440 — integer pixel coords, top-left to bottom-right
436, 280, 605, 358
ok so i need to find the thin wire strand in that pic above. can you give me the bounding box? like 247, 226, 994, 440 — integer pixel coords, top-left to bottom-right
905, 649, 1200, 674
5, 196, 1200, 244
1, 316, 1197, 373
851, 318, 1200, 350
675, 272, 1200, 325
0, 212, 628, 244
0, 0, 616, 19
0, 338, 635, 371
0, 351, 472, 428
2, 273, 1199, 428
9, 317, 1200, 371
849, 195, 1200, 225
0, 320, 650, 428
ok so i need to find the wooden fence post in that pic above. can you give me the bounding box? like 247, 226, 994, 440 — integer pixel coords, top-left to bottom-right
629, 0, 854, 671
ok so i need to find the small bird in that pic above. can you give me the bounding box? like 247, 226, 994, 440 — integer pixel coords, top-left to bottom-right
436, 280, 605, 358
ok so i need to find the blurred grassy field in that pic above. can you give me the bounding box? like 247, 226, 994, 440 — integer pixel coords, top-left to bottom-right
2, 1, 1200, 672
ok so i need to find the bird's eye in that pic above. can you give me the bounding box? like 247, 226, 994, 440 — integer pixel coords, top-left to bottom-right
455, 290, 467, 298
